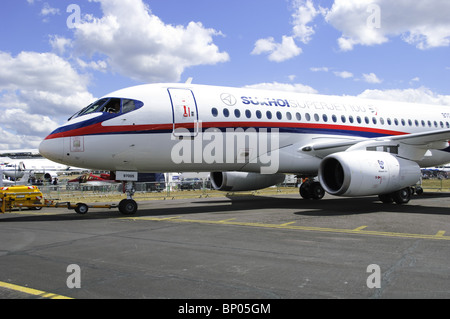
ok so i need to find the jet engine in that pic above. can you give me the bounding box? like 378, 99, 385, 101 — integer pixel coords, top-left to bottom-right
210, 172, 285, 192
319, 151, 421, 197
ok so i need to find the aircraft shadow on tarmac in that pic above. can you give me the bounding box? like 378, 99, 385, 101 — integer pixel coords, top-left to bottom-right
2, 192, 450, 223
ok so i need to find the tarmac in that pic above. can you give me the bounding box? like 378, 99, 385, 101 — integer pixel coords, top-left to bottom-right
1, 192, 450, 299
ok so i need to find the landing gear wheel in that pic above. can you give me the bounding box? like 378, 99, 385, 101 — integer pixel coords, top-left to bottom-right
75, 203, 89, 215
392, 188, 411, 205
415, 186, 424, 195
311, 182, 325, 200
300, 182, 312, 199
119, 199, 138, 215
300, 181, 324, 200
378, 194, 394, 204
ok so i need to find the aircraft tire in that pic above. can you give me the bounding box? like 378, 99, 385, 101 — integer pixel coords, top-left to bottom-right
311, 182, 325, 200
392, 188, 411, 205
415, 186, 424, 195
378, 194, 394, 204
75, 203, 89, 215
119, 199, 138, 215
299, 182, 312, 199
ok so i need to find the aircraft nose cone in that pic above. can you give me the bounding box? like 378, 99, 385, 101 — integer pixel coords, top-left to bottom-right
39, 138, 64, 164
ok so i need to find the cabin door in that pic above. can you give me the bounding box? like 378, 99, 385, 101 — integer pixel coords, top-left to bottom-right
168, 88, 199, 138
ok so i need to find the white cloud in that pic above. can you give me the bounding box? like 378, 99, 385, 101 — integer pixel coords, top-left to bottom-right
324, 0, 450, 51
0, 51, 94, 149
361, 72, 382, 84
49, 35, 72, 55
252, 0, 319, 62
251, 36, 302, 62
41, 2, 60, 17
334, 71, 354, 79
358, 87, 450, 106
310, 67, 329, 72
70, 0, 229, 83
291, 0, 320, 44
244, 82, 318, 94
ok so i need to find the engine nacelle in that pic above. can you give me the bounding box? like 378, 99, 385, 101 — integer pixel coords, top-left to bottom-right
210, 172, 285, 192
319, 151, 421, 197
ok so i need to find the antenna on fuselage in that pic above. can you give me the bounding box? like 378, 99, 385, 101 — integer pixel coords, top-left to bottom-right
185, 77, 193, 84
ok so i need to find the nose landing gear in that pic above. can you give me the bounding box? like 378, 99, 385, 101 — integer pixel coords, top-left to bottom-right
119, 181, 138, 215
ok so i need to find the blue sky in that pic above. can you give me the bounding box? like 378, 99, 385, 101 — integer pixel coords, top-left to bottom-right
1, 0, 450, 149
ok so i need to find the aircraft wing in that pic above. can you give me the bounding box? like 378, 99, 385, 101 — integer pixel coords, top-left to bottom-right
386, 128, 450, 146
300, 129, 450, 160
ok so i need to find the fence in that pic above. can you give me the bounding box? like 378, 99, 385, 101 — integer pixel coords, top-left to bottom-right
38, 181, 300, 203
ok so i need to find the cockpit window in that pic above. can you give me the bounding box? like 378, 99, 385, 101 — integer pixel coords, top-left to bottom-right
70, 97, 144, 120
122, 99, 136, 114
100, 98, 121, 113
80, 98, 109, 116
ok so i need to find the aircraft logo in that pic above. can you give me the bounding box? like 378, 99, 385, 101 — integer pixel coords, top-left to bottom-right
220, 93, 237, 106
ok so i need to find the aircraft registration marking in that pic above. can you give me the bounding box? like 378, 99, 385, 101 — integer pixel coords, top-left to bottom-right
121, 216, 450, 241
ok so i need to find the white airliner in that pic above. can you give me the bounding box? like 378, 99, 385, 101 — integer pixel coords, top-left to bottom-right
39, 83, 450, 214
0, 149, 84, 181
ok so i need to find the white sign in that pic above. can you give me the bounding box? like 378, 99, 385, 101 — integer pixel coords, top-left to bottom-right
116, 171, 138, 181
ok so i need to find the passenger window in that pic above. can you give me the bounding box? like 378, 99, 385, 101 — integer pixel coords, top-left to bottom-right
256, 110, 262, 119
223, 109, 230, 118
349, 116, 354, 123
286, 112, 292, 120
266, 111, 272, 120
314, 114, 319, 121
277, 112, 283, 120
372, 117, 377, 125
234, 109, 241, 118
305, 113, 311, 121
245, 110, 251, 119
332, 115, 337, 123
323, 114, 328, 122
387, 118, 392, 125
341, 115, 346, 123
357, 116, 362, 124
365, 117, 369, 124
296, 113, 301, 121
394, 119, 399, 126
211, 108, 218, 117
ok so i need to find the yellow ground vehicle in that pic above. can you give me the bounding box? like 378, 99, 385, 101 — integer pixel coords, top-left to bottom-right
0, 186, 43, 213
0, 185, 119, 215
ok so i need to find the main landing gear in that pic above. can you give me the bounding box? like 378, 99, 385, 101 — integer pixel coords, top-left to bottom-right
299, 179, 325, 200
119, 181, 138, 215
378, 185, 423, 205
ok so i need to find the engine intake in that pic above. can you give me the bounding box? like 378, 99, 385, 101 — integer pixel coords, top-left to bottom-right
319, 151, 421, 197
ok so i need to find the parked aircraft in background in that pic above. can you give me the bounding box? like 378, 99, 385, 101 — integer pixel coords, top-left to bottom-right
68, 172, 119, 186
0, 149, 85, 182
39, 82, 450, 214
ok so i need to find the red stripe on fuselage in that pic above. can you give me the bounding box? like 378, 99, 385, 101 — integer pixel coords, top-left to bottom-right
45, 121, 407, 140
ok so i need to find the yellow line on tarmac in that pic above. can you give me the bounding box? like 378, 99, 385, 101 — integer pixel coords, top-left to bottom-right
124, 217, 450, 241
280, 222, 297, 227
0, 281, 73, 299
